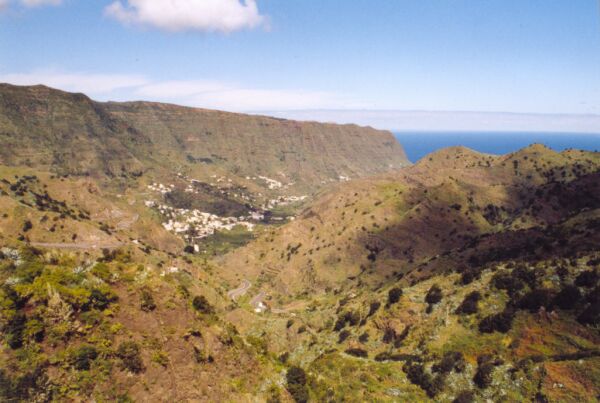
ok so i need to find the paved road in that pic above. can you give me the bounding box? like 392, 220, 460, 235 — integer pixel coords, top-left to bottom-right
249, 291, 266, 309
227, 279, 252, 301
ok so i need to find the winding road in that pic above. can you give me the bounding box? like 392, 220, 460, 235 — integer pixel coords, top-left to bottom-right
226, 279, 252, 301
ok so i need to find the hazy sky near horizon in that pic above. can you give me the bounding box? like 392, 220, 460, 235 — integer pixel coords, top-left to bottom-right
1, 1, 600, 130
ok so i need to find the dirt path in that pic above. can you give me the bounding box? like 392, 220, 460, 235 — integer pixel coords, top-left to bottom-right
31, 241, 123, 250
227, 279, 252, 301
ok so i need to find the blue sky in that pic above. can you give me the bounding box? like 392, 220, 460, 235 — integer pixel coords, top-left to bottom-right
1, 0, 600, 131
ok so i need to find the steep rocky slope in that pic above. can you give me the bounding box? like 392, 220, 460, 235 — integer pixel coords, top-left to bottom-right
105, 100, 408, 191
219, 144, 600, 402
0, 83, 409, 192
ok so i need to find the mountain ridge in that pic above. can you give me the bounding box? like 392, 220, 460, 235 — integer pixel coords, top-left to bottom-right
0, 83, 409, 192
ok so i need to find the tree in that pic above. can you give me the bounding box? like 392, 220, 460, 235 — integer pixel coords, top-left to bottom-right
22, 220, 33, 232
388, 287, 403, 305
140, 288, 156, 312
552, 285, 581, 310
425, 284, 443, 305
456, 291, 481, 315
116, 341, 144, 373
286, 366, 308, 403
192, 295, 214, 314
71, 345, 98, 370
479, 309, 514, 333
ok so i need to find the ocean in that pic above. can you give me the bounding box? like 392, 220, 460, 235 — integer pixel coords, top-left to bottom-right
394, 131, 600, 163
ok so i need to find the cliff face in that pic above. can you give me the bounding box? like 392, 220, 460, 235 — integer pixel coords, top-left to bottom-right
106, 101, 409, 189
0, 83, 409, 189
0, 84, 149, 177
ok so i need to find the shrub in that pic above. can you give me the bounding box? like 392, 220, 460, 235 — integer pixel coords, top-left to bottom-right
85, 288, 116, 311
586, 286, 600, 304
473, 362, 494, 389
286, 366, 308, 403
403, 360, 445, 398
453, 390, 475, 403
151, 351, 169, 367
358, 332, 369, 343
460, 269, 479, 285
333, 317, 346, 331
552, 285, 582, 310
513, 266, 538, 288
334, 311, 360, 331
90, 263, 111, 281
71, 345, 98, 370
338, 330, 351, 343
4, 312, 26, 349
425, 284, 443, 305
518, 289, 554, 312
479, 309, 515, 333
432, 351, 466, 374
183, 245, 195, 254
388, 287, 403, 305
367, 301, 381, 317
140, 288, 156, 312
456, 291, 481, 315
192, 295, 214, 314
116, 341, 144, 373
343, 311, 361, 326
577, 301, 600, 326
22, 220, 33, 232
575, 270, 598, 288
491, 272, 524, 296
345, 348, 368, 358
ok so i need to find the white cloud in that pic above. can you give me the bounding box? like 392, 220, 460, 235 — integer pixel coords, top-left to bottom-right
2, 71, 599, 132
105, 0, 266, 33
135, 80, 361, 111
20, 0, 62, 7
265, 110, 600, 133
0, 71, 361, 111
0, 71, 148, 94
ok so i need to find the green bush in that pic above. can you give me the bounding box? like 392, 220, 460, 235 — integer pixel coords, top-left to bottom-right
338, 329, 350, 343
425, 284, 443, 305
345, 348, 368, 358
151, 351, 169, 367
517, 289, 554, 312
432, 351, 465, 374
575, 270, 598, 288
456, 291, 481, 315
71, 345, 98, 370
116, 341, 144, 373
387, 287, 403, 305
4, 312, 26, 349
552, 285, 581, 310
473, 362, 494, 389
140, 288, 156, 312
90, 263, 112, 281
286, 366, 308, 403
578, 301, 600, 326
479, 309, 515, 333
491, 272, 524, 296
85, 287, 117, 311
192, 295, 214, 314
453, 390, 475, 403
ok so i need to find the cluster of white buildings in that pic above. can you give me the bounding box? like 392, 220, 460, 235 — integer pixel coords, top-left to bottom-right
145, 177, 309, 243
263, 195, 308, 210
158, 203, 258, 239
